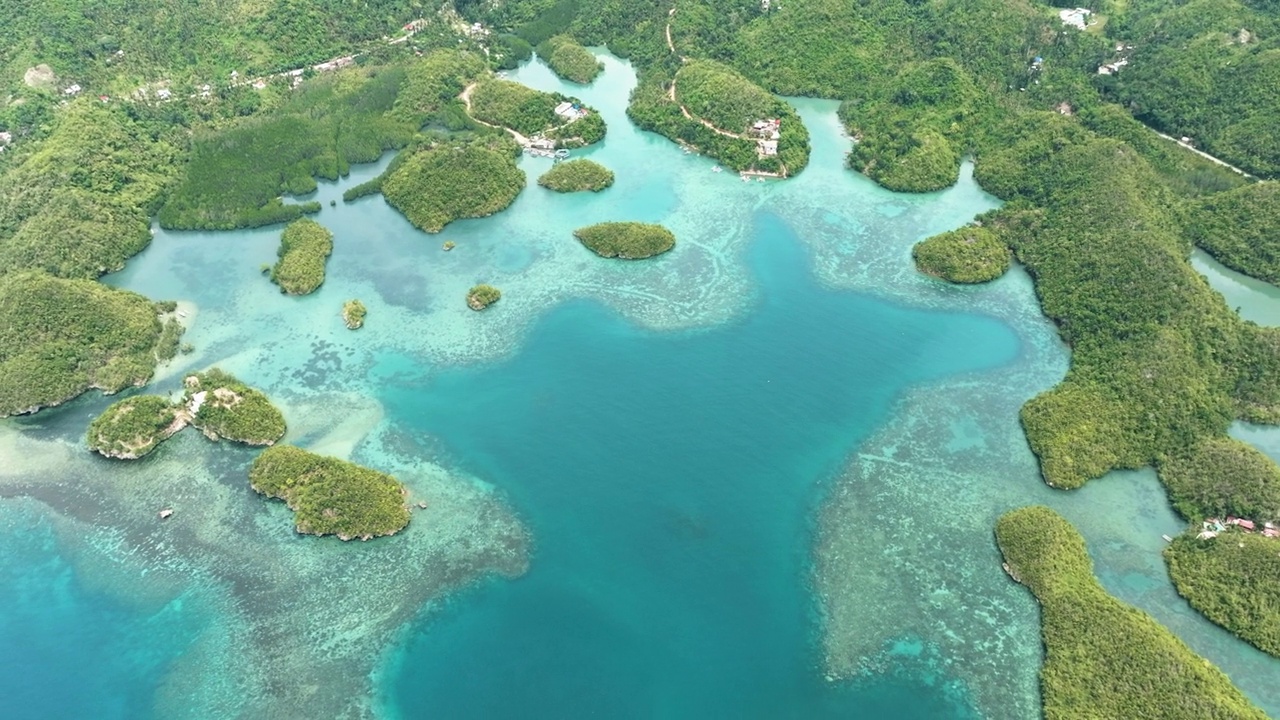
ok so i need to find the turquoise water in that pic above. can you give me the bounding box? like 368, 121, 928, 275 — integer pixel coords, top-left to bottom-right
385, 215, 1016, 718
1, 51, 1279, 719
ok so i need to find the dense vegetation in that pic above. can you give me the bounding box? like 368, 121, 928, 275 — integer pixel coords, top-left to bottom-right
158, 52, 487, 230
0, 272, 171, 416
538, 35, 603, 84
1183, 182, 1280, 285
1158, 437, 1280, 523
628, 59, 809, 175
574, 222, 675, 259
86, 394, 180, 459
467, 284, 502, 311
270, 219, 333, 295
537, 159, 614, 192
380, 136, 525, 233
1104, 0, 1280, 177
1166, 533, 1280, 658
911, 226, 1010, 284
0, 103, 179, 278
342, 299, 367, 329
841, 59, 983, 192
184, 369, 286, 446
467, 78, 604, 146
248, 445, 410, 540
995, 506, 1267, 719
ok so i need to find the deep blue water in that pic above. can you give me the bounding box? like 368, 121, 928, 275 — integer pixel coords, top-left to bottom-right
385, 214, 1019, 718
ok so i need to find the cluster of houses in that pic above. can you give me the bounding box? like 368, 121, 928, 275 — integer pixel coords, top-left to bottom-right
1197, 517, 1280, 540
751, 118, 781, 157
1098, 42, 1134, 76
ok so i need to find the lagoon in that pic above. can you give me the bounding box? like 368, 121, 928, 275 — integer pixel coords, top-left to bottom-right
1, 52, 1278, 719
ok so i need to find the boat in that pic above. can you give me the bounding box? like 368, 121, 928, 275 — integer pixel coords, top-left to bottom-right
712, 165, 722, 173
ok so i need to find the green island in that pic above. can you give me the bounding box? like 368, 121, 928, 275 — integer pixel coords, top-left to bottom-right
248, 445, 411, 540
466, 78, 605, 147
573, 222, 674, 260
537, 159, 614, 193
996, 506, 1267, 719
911, 226, 1010, 284
184, 369, 287, 446
0, 272, 180, 416
1166, 532, 1280, 658
628, 59, 809, 176
538, 35, 603, 84
270, 219, 334, 295
342, 299, 367, 329
85, 395, 182, 460
379, 136, 526, 233
466, 284, 502, 311
1183, 182, 1280, 285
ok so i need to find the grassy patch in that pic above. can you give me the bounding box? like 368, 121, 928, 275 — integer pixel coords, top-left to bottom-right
996, 506, 1267, 719
249, 445, 410, 540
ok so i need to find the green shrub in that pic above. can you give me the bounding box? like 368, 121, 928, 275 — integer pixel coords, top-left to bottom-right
184, 369, 286, 446
537, 159, 614, 192
342, 299, 367, 329
466, 284, 501, 310
912, 226, 1010, 283
249, 445, 410, 540
0, 272, 170, 416
573, 222, 675, 259
270, 219, 333, 295
539, 35, 603, 84
86, 395, 180, 459
1166, 532, 1280, 658
996, 506, 1267, 720
380, 139, 525, 233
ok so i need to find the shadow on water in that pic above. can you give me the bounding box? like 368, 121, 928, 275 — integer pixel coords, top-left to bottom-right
384, 213, 1019, 718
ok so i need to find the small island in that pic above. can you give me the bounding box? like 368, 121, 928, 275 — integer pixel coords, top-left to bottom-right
538, 160, 614, 193
270, 219, 334, 295
911, 227, 1010, 283
467, 284, 502, 311
996, 506, 1266, 719
184, 369, 287, 445
342, 299, 367, 330
248, 445, 411, 540
86, 395, 183, 459
538, 35, 603, 84
573, 222, 675, 259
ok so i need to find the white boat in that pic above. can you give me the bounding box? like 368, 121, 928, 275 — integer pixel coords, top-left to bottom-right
712, 165, 722, 173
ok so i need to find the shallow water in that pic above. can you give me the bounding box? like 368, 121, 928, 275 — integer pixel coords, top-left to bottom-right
2, 52, 1278, 719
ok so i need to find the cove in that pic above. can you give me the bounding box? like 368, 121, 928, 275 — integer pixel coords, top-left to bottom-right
385, 212, 1019, 718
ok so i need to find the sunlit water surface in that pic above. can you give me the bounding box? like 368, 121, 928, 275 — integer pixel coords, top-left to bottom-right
1, 53, 1278, 719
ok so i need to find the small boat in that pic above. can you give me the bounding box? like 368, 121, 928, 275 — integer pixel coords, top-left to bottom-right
1161, 534, 1173, 543
712, 165, 722, 173
757, 177, 765, 182
741, 174, 750, 182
